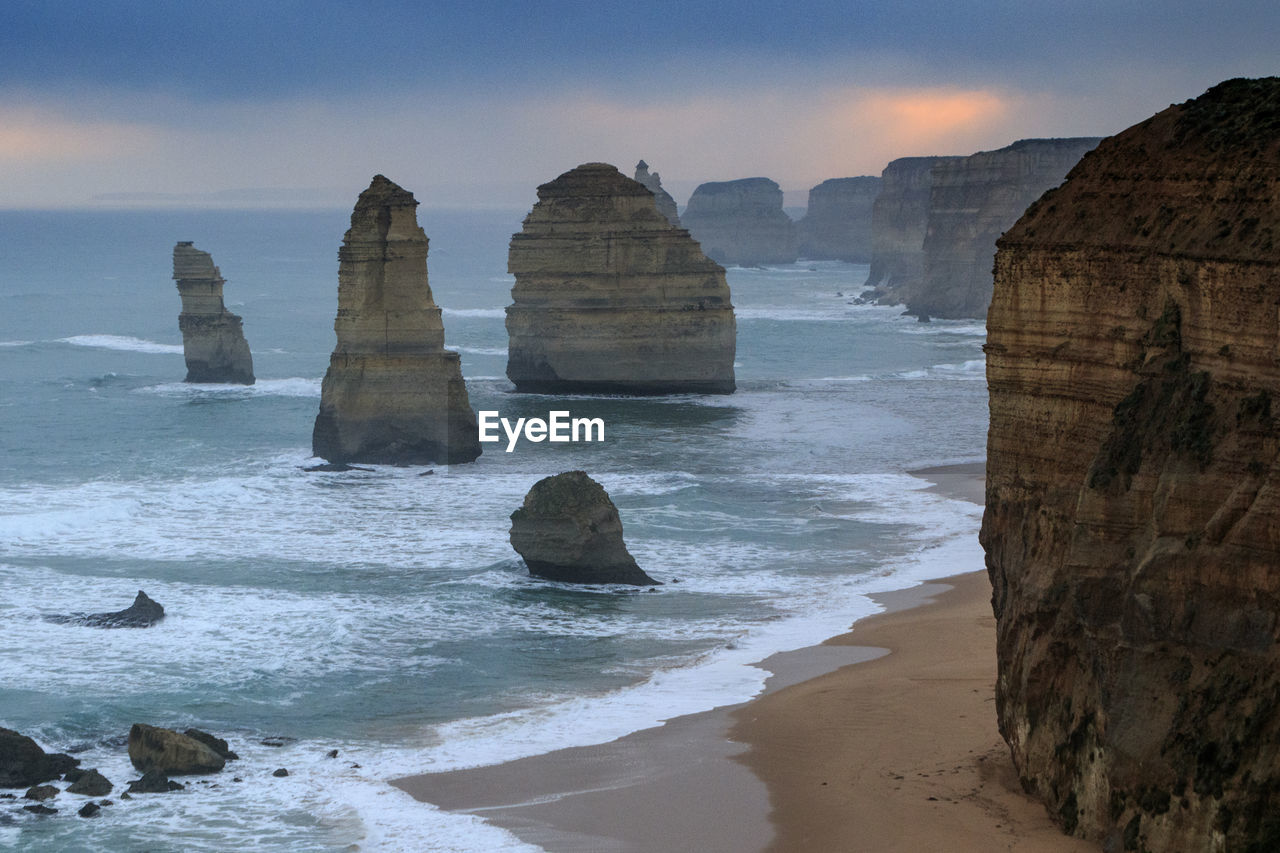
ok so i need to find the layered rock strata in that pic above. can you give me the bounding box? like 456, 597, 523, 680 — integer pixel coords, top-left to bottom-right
173, 242, 254, 384
913, 137, 1101, 318
506, 163, 735, 395
634, 160, 680, 227
982, 78, 1280, 852
509, 471, 657, 585
796, 176, 881, 261
863, 156, 957, 304
681, 177, 798, 266
313, 176, 481, 465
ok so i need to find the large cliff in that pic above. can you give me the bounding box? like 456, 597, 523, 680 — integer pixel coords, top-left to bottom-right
914, 137, 1101, 319
506, 162, 735, 395
681, 177, 798, 266
634, 160, 680, 227
796, 176, 881, 262
312, 175, 481, 465
982, 78, 1280, 852
172, 242, 254, 384
863, 156, 956, 304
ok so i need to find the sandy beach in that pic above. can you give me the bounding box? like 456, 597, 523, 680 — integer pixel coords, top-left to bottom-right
393, 462, 1097, 851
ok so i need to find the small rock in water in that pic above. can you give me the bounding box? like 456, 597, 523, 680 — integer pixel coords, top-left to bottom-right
67, 768, 112, 796
183, 729, 239, 761
272, 768, 289, 777
77, 802, 100, 818
46, 590, 164, 629
509, 471, 658, 586
22, 804, 56, 815
260, 736, 295, 748
23, 785, 58, 801
129, 723, 224, 774
0, 726, 80, 786
127, 769, 182, 794
325, 749, 339, 759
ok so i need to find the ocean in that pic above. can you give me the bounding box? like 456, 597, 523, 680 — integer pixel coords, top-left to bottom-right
0, 208, 988, 851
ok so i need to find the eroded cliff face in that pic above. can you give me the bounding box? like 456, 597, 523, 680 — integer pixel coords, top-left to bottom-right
313, 175, 481, 465
864, 156, 956, 304
634, 160, 681, 227
173, 242, 254, 384
982, 78, 1280, 852
914, 137, 1101, 319
796, 176, 881, 262
506, 163, 735, 395
681, 177, 797, 266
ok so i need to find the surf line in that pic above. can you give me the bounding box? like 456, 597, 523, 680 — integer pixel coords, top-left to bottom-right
477, 410, 604, 452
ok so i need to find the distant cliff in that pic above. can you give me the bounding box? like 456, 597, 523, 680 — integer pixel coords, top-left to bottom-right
982, 78, 1280, 852
796, 176, 880, 262
172, 242, 254, 385
313, 175, 481, 465
681, 177, 797, 266
506, 163, 735, 395
864, 157, 955, 305
634, 160, 680, 227
914, 137, 1101, 318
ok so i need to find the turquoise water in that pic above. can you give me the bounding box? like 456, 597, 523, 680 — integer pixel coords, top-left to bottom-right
0, 209, 987, 850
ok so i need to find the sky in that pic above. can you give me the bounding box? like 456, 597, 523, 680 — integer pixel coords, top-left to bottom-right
1, 0, 1275, 209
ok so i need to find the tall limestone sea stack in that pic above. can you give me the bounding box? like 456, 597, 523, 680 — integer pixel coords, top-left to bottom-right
982, 78, 1280, 852
506, 163, 735, 395
312, 176, 481, 465
172, 242, 254, 384
681, 177, 798, 266
634, 160, 680, 227
913, 137, 1101, 319
796, 176, 881, 262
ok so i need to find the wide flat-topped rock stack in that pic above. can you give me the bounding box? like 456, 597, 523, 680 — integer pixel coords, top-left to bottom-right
681, 177, 798, 266
506, 162, 736, 395
796, 176, 881, 262
312, 175, 481, 465
172, 242, 254, 384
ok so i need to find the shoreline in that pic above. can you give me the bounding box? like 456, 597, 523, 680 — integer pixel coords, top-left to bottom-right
392, 461, 1090, 851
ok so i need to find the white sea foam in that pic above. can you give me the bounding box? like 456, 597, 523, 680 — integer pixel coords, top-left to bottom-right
442, 308, 506, 318
0, 339, 32, 347
453, 345, 507, 356
811, 358, 986, 384
135, 377, 322, 398
57, 335, 185, 354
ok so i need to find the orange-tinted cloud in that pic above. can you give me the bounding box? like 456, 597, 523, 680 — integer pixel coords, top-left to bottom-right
852, 89, 1010, 148
0, 110, 154, 163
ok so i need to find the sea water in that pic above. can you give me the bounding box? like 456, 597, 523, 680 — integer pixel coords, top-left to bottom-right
0, 209, 987, 851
